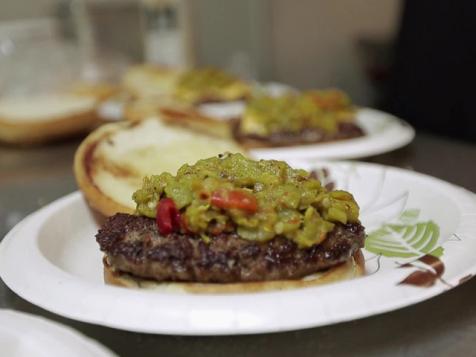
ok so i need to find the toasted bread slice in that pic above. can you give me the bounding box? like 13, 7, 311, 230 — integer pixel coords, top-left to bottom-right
70, 82, 119, 102
122, 65, 181, 99
125, 97, 241, 140
74, 117, 246, 218
159, 106, 235, 140
123, 95, 183, 122
0, 94, 100, 144
122, 65, 250, 105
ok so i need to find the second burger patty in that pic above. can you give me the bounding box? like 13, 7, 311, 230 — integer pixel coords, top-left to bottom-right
233, 121, 365, 147
96, 213, 365, 283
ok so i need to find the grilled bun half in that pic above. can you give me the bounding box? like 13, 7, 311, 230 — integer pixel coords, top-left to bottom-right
122, 65, 180, 99
122, 65, 251, 126
103, 250, 365, 293
0, 94, 100, 145
159, 107, 235, 140
74, 117, 246, 218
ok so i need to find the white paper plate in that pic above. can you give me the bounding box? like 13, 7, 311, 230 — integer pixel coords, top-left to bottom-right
0, 309, 116, 357
98, 82, 295, 122
99, 82, 412, 160
1, 162, 475, 335
250, 108, 415, 161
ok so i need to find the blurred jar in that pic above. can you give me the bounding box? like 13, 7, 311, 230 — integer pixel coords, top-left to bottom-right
141, 0, 194, 68
0, 0, 136, 101
58, 0, 132, 83
0, 18, 81, 98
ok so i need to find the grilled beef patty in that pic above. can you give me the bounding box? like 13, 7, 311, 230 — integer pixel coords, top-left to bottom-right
233, 121, 364, 148
96, 213, 365, 283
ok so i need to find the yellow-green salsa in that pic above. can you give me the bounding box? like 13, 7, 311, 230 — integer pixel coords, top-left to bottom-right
240, 89, 355, 136
174, 68, 249, 103
133, 153, 360, 248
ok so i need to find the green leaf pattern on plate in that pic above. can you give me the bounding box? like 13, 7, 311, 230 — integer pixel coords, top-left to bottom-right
365, 209, 443, 258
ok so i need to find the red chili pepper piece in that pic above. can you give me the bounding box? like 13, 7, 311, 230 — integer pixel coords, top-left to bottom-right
310, 91, 343, 110
156, 198, 181, 235
180, 214, 191, 234
211, 189, 257, 213
210, 190, 227, 209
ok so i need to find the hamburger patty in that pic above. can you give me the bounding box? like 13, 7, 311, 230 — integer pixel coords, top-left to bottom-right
233, 121, 364, 148
96, 213, 365, 283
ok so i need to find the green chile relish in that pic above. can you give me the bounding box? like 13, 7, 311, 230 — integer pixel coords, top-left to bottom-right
132, 153, 360, 248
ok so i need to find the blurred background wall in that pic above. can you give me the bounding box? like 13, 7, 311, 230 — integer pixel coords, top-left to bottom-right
270, 0, 400, 105
0, 0, 400, 107
2, 0, 474, 140
190, 0, 273, 81
0, 0, 54, 20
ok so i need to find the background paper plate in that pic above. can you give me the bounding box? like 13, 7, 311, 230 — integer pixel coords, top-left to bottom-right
1, 162, 475, 335
0, 309, 116, 357
99, 80, 414, 161
250, 108, 415, 161
98, 81, 295, 122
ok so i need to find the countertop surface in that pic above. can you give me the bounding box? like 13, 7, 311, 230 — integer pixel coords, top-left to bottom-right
1, 133, 476, 357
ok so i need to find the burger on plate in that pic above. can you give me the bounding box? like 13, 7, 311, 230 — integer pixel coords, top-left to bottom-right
95, 153, 366, 293
233, 89, 364, 148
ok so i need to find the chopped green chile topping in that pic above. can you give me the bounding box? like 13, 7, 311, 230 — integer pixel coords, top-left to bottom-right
132, 153, 360, 248
177, 68, 238, 91
174, 68, 248, 103
241, 89, 355, 136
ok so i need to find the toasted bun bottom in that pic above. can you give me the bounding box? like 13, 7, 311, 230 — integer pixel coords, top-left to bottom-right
0, 109, 99, 145
103, 249, 365, 294
159, 107, 234, 140
74, 118, 247, 219
74, 121, 136, 218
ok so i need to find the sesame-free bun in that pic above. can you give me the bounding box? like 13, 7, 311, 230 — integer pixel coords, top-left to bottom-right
159, 106, 235, 140
70, 82, 119, 102
103, 250, 365, 294
122, 65, 181, 99
74, 117, 246, 218
0, 94, 100, 145
121, 65, 251, 124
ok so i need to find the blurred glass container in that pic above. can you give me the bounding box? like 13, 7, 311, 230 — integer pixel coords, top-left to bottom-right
0, 18, 82, 98
141, 0, 194, 68
0, 0, 133, 101
66, 0, 132, 83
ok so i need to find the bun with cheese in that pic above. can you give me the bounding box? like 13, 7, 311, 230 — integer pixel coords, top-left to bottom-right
0, 93, 101, 145
74, 117, 246, 218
